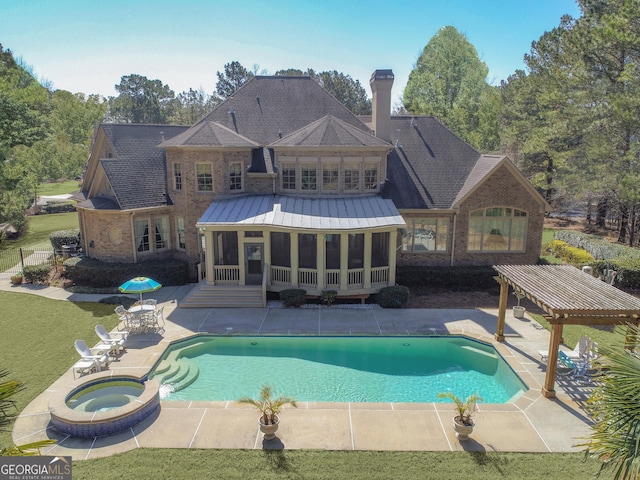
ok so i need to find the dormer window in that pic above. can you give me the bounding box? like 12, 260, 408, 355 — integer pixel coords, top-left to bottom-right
364, 162, 379, 190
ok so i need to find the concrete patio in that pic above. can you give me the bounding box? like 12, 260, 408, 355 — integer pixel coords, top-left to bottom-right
5, 282, 595, 461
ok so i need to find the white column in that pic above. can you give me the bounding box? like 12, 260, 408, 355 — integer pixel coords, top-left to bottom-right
317, 233, 325, 290
388, 229, 397, 285
291, 232, 299, 287
364, 231, 372, 288
340, 233, 349, 290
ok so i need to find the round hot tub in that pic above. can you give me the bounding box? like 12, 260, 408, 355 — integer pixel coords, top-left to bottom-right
49, 375, 160, 438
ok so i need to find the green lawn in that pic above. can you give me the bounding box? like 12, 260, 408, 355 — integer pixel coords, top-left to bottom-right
3, 212, 79, 249
38, 180, 80, 196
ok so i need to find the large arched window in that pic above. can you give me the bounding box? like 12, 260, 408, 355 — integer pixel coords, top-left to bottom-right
468, 207, 527, 252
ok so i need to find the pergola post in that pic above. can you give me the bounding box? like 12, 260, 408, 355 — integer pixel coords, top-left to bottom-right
494, 276, 508, 342
542, 322, 564, 398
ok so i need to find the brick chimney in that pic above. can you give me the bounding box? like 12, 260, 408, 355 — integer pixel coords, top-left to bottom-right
369, 69, 394, 142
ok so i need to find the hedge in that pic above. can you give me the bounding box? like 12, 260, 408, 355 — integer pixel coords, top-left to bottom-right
64, 257, 189, 288
396, 265, 499, 291
554, 230, 640, 289
50, 230, 81, 250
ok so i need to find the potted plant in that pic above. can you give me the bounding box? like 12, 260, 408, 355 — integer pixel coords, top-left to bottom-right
237, 384, 297, 440
10, 274, 23, 285
437, 391, 483, 441
512, 290, 526, 319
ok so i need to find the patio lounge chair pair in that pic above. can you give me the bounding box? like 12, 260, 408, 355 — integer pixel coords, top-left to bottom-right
73, 339, 110, 379
95, 325, 129, 355
556, 341, 600, 384
538, 335, 591, 362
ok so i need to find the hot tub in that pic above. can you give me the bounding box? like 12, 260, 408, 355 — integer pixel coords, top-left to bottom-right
49, 374, 160, 438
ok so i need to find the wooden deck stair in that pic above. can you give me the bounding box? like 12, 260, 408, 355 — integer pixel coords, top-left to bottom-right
179, 283, 265, 308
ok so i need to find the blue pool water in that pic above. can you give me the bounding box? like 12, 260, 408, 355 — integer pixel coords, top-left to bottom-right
149, 336, 526, 403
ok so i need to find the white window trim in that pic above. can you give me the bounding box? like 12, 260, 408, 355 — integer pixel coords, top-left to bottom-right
229, 161, 243, 192
195, 162, 213, 192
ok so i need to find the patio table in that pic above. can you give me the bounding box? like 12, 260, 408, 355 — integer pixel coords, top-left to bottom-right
127, 304, 158, 333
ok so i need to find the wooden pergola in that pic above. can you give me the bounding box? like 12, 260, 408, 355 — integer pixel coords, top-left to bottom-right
493, 264, 640, 398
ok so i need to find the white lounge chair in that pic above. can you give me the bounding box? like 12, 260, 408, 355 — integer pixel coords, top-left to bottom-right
74, 339, 110, 370
538, 335, 591, 362
95, 325, 128, 354
72, 359, 98, 379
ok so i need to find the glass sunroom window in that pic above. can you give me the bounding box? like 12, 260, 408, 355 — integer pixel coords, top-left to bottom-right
468, 207, 528, 252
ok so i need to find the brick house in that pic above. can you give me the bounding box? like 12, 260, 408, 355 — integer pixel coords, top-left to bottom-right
77, 69, 549, 307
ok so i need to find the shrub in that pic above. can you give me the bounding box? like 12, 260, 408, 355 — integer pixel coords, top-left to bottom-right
50, 229, 81, 250
321, 290, 337, 306
43, 201, 76, 214
377, 285, 410, 308
64, 257, 189, 288
547, 240, 594, 266
280, 289, 306, 308
23, 263, 51, 284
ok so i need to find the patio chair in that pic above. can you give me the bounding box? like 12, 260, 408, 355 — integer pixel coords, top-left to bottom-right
153, 305, 165, 332
557, 350, 593, 384
538, 335, 591, 362
74, 339, 110, 371
142, 298, 157, 306
95, 325, 128, 354
72, 358, 98, 379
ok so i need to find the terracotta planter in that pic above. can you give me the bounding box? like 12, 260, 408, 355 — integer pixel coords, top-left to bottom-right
453, 416, 474, 441
513, 306, 526, 319
259, 415, 279, 440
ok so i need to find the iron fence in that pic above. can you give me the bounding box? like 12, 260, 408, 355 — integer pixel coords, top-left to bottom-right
0, 248, 58, 274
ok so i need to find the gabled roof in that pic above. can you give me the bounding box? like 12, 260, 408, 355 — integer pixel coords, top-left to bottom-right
158, 121, 257, 148
270, 115, 390, 148
198, 76, 370, 145
383, 116, 481, 209
99, 124, 188, 210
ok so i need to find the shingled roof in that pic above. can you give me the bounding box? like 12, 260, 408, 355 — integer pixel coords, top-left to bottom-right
382, 116, 482, 209
159, 121, 257, 148
100, 124, 189, 210
270, 115, 390, 148
199, 76, 369, 145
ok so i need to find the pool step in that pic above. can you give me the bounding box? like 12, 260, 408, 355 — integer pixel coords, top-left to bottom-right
460, 345, 498, 359
153, 358, 200, 393
172, 362, 200, 392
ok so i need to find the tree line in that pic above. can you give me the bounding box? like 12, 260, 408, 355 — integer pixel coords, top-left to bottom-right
2, 0, 639, 248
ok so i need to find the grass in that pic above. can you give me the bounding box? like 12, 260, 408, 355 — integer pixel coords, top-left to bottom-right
0, 291, 118, 449
71, 450, 603, 480
3, 212, 79, 249
38, 180, 80, 196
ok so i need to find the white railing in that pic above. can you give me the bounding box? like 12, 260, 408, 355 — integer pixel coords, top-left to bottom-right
298, 268, 317, 287
271, 265, 291, 286
371, 266, 389, 285
214, 265, 240, 284
325, 269, 340, 288
348, 268, 364, 288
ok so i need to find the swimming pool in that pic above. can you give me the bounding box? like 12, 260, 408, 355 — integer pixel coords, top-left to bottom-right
149, 336, 526, 404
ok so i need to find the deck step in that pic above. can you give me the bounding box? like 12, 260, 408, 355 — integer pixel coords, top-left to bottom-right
180, 284, 264, 308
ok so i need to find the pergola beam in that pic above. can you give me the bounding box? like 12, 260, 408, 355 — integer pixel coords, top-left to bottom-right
493, 264, 640, 398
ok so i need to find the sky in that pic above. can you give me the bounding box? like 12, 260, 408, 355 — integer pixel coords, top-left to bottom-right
2, 0, 581, 107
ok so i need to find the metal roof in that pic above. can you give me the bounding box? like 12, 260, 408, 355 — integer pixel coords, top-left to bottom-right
197, 195, 406, 231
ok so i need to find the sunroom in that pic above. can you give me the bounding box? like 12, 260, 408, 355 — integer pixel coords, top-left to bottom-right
196, 195, 406, 296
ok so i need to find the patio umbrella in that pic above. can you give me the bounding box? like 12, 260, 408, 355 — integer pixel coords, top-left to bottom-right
118, 276, 162, 302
